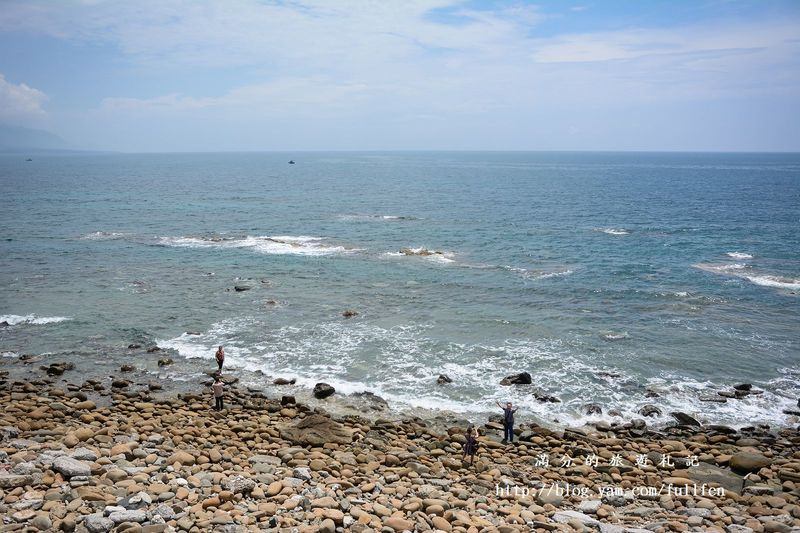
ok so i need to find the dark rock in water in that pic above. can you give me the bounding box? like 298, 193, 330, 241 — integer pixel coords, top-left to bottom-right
273, 377, 296, 385
146, 346, 161, 353
782, 409, 800, 416
608, 409, 623, 417
718, 390, 736, 398
700, 396, 727, 403
148, 382, 162, 391
127, 344, 141, 349
733, 383, 752, 391
265, 300, 278, 305
671, 411, 701, 426
638, 404, 662, 417
707, 424, 737, 434
111, 379, 129, 388
583, 403, 602, 415
729, 451, 770, 474
157, 358, 173, 367
797, 398, 800, 408
597, 371, 620, 379
351, 391, 388, 410
342, 310, 358, 318
234, 285, 251, 292
500, 372, 532, 385
45, 362, 75, 376
280, 414, 353, 446
120, 365, 134, 372
0, 321, 9, 327
280, 395, 296, 406
436, 374, 453, 385
313, 382, 335, 399
185, 331, 201, 336
534, 392, 561, 403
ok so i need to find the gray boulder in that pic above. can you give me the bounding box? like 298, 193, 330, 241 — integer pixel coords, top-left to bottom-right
53, 456, 91, 477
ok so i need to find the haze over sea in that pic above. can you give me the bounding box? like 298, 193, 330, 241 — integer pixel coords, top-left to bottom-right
1, 151, 798, 428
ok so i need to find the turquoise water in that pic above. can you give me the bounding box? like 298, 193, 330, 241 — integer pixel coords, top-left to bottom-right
1, 151, 798, 427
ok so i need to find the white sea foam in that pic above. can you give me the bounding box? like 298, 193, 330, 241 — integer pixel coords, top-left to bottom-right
596, 227, 630, 236
726, 252, 753, 259
695, 262, 798, 292
1, 351, 19, 358
0, 314, 71, 326
745, 275, 800, 290
159, 235, 357, 256
156, 317, 798, 428
338, 214, 417, 222
81, 231, 127, 240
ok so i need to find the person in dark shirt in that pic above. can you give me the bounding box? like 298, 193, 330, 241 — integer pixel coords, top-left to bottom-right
496, 401, 518, 443
215, 346, 225, 371
463, 425, 479, 466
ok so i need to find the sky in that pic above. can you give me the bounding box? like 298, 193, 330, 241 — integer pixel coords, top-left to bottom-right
0, 0, 799, 152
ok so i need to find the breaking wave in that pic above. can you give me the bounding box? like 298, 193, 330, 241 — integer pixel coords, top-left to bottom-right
595, 228, 630, 236
158, 235, 358, 256
0, 314, 71, 326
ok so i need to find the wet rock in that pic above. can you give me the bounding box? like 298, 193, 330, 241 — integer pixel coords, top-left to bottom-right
671, 411, 701, 426
111, 379, 129, 388
234, 285, 251, 292
734, 383, 753, 391
157, 358, 173, 366
127, 344, 141, 349
583, 403, 603, 415
638, 404, 662, 417
437, 374, 453, 385
146, 346, 161, 353
351, 391, 389, 410
342, 309, 358, 318
534, 391, 561, 403
46, 362, 74, 376
280, 395, 296, 405
280, 414, 353, 445
313, 382, 335, 399
500, 372, 532, 385
273, 377, 296, 385
120, 365, 134, 372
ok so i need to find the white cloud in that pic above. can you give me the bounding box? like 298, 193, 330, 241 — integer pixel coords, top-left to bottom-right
1, 1, 798, 150
0, 74, 47, 124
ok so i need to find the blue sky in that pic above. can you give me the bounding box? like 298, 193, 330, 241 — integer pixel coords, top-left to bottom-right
0, 0, 798, 152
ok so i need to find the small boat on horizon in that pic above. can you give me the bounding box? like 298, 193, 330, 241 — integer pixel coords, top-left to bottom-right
26, 158, 32, 162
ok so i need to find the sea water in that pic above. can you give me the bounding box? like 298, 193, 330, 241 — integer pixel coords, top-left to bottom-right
1, 151, 798, 427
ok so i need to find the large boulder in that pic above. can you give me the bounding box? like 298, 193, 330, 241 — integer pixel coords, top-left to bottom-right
687, 462, 744, 494
281, 414, 353, 446
52, 456, 91, 477
500, 372, 532, 385
671, 411, 701, 426
730, 451, 770, 474
638, 404, 662, 417
313, 382, 335, 399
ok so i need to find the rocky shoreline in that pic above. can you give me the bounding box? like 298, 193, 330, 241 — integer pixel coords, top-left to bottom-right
2, 359, 800, 533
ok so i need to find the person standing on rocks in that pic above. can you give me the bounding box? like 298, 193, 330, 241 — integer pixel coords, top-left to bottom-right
463, 425, 479, 466
496, 401, 518, 443
215, 345, 225, 371
212, 375, 224, 411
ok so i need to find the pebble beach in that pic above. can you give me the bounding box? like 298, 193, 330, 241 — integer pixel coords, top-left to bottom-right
2, 353, 800, 533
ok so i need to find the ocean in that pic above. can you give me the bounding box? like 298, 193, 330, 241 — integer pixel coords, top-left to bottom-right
1, 151, 798, 428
